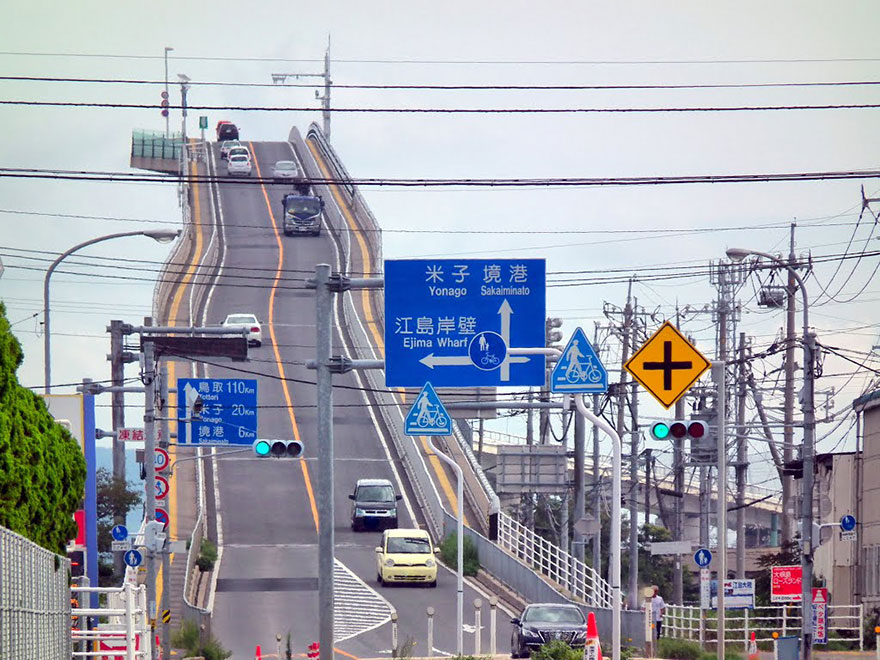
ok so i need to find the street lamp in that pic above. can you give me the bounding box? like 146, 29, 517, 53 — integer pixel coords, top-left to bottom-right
726, 247, 816, 660
164, 47, 174, 139
43, 229, 180, 392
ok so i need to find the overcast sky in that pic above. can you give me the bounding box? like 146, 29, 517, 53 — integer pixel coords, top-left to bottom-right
2, 2, 878, 494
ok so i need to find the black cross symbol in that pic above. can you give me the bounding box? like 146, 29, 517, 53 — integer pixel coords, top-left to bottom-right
643, 341, 692, 390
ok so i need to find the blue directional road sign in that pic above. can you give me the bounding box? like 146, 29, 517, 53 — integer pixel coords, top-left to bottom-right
840, 515, 856, 531
111, 525, 128, 541
694, 548, 712, 567
550, 327, 608, 393
177, 378, 257, 445
123, 549, 143, 568
405, 382, 452, 436
384, 259, 546, 387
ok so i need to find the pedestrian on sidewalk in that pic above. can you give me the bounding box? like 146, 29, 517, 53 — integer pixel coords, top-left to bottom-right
652, 585, 666, 639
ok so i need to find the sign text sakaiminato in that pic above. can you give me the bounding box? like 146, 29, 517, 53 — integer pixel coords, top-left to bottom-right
384, 259, 545, 387
771, 565, 803, 603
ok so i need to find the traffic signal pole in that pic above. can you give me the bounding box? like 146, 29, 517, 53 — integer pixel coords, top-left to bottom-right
713, 361, 727, 660
142, 333, 158, 659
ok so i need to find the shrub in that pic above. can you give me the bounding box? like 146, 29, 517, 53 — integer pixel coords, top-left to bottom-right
657, 637, 703, 660
532, 640, 581, 660
439, 532, 480, 576
196, 539, 218, 572
172, 620, 231, 660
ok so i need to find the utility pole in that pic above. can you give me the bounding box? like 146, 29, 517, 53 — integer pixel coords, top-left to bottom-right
159, 366, 171, 660
142, 319, 158, 659
592, 325, 602, 580
322, 40, 332, 139
735, 333, 747, 577
628, 297, 640, 610
782, 223, 797, 545
673, 309, 685, 605
108, 319, 126, 580
573, 398, 586, 559
644, 448, 652, 522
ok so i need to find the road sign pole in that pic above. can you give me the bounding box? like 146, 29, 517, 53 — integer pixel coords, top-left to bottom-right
315, 264, 335, 660
160, 366, 171, 660
427, 436, 464, 656
574, 394, 620, 660
714, 360, 727, 660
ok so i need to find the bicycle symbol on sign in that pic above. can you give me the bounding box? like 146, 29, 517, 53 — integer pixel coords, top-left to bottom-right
414, 390, 449, 428
564, 340, 602, 384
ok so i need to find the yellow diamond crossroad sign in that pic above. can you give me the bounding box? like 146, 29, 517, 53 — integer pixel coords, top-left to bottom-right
624, 321, 711, 409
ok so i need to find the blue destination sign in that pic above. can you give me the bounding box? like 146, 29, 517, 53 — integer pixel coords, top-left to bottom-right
384, 259, 546, 387
177, 378, 258, 445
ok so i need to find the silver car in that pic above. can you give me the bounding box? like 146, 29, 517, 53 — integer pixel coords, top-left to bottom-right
226, 154, 252, 177
272, 160, 300, 180
219, 140, 241, 160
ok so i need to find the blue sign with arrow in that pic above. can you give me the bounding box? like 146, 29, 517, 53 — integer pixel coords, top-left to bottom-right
405, 382, 452, 436
694, 548, 712, 567
111, 524, 128, 541
123, 549, 143, 568
384, 259, 546, 387
177, 378, 258, 445
550, 327, 608, 393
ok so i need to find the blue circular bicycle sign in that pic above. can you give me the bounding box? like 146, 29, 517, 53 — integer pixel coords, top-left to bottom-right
468, 331, 507, 371
840, 515, 856, 531
111, 525, 128, 541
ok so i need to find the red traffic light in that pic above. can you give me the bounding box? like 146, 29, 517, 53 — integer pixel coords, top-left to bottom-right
688, 421, 706, 438
161, 110, 169, 117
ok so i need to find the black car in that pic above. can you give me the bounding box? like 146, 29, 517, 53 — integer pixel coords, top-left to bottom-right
510, 603, 587, 657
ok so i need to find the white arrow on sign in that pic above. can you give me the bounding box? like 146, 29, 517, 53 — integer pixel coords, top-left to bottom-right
499, 300, 513, 381
419, 353, 530, 369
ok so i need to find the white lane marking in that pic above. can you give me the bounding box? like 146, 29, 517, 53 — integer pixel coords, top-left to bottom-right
333, 559, 394, 643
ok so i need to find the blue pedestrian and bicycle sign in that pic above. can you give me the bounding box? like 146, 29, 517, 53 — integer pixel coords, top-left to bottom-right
111, 525, 128, 541
550, 327, 608, 393
840, 515, 856, 531
384, 259, 546, 387
694, 548, 712, 567
405, 382, 452, 436
123, 549, 143, 568
177, 378, 258, 445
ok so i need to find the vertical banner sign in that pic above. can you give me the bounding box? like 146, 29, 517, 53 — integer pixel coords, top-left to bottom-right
811, 588, 828, 644
700, 569, 711, 610
770, 565, 803, 603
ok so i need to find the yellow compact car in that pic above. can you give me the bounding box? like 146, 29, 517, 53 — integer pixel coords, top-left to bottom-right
375, 528, 438, 587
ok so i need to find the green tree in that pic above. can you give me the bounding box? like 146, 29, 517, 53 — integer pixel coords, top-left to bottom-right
96, 467, 141, 584
0, 302, 86, 553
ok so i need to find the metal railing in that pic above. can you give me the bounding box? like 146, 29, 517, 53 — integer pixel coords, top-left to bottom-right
0, 526, 71, 660
71, 583, 149, 660
665, 602, 864, 650
131, 129, 182, 160
497, 511, 614, 608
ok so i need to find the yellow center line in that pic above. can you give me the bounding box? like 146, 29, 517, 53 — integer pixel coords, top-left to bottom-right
249, 143, 320, 532
305, 140, 467, 524
156, 144, 204, 609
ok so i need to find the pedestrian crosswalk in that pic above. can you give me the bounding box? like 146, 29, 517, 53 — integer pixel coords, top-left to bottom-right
334, 560, 393, 642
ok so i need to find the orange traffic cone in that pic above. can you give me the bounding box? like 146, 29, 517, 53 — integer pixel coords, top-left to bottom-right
747, 632, 758, 660
308, 641, 320, 659
255, 644, 262, 660
584, 611, 602, 660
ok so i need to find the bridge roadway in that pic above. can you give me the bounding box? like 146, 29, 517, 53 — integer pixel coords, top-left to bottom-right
190, 135, 506, 659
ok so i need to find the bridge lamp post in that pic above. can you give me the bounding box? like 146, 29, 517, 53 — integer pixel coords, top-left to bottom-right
43, 229, 180, 392
726, 247, 816, 660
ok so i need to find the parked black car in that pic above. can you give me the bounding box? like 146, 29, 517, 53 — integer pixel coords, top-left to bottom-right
510, 603, 587, 657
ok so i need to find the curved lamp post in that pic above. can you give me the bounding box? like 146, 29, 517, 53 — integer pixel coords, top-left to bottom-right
726, 247, 816, 660
43, 229, 180, 392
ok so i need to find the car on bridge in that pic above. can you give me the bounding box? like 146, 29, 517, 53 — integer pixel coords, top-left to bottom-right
226, 153, 252, 177
350, 478, 401, 531
219, 139, 241, 160
222, 313, 262, 347
272, 160, 308, 190
510, 603, 587, 657
375, 528, 438, 587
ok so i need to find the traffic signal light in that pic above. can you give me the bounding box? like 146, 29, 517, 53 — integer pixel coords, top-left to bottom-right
650, 420, 707, 441
68, 550, 84, 577
160, 91, 169, 118
253, 439, 304, 458
545, 317, 563, 347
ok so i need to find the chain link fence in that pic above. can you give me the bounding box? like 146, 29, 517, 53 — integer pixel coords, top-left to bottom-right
0, 526, 71, 660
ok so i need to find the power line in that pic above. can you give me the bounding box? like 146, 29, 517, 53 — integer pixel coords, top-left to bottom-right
5, 74, 880, 91
2, 167, 879, 187
4, 99, 880, 113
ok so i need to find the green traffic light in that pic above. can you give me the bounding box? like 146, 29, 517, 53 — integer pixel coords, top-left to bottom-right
651, 422, 671, 440
254, 440, 271, 456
